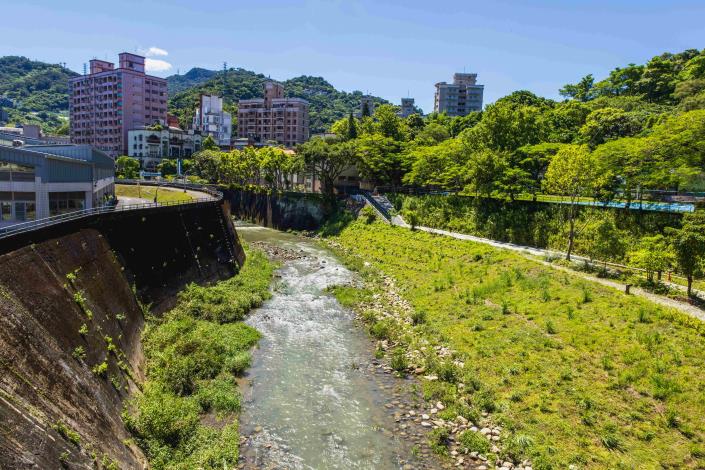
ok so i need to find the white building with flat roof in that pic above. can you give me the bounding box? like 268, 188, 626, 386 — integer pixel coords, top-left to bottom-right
192, 95, 232, 147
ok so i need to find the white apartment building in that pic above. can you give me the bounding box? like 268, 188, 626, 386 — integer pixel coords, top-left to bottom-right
192, 95, 232, 147
127, 127, 203, 171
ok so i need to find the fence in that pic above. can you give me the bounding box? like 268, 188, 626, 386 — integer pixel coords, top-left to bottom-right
0, 181, 220, 239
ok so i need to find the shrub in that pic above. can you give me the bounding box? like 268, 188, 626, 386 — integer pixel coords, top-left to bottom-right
124, 383, 200, 446
390, 348, 408, 372
429, 427, 450, 455
458, 430, 490, 454
601, 432, 622, 451
370, 319, 392, 339
92, 361, 108, 377
502, 434, 535, 461
194, 376, 241, 414
545, 320, 557, 335
78, 323, 88, 336
411, 309, 427, 325
359, 206, 377, 224
437, 361, 461, 384
224, 351, 251, 375
72, 346, 86, 361
53, 421, 81, 446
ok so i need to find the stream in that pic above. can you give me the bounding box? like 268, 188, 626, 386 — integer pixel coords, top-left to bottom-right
236, 224, 440, 470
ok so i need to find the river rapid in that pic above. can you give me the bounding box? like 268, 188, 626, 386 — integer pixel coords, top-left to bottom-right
236, 224, 440, 470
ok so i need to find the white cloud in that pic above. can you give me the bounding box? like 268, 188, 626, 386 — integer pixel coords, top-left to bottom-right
145, 58, 172, 72
139, 46, 169, 57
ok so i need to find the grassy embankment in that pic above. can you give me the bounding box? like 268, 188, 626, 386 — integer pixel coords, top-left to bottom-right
326, 217, 705, 469
116, 184, 195, 204
123, 246, 274, 469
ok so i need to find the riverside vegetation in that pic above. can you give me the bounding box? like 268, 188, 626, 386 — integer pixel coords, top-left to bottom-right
123, 247, 274, 469
324, 216, 705, 469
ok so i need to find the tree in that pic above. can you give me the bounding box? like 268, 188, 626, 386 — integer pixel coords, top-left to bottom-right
542, 145, 602, 260
578, 107, 643, 148
579, 216, 626, 269
667, 212, 705, 297
201, 135, 219, 150
259, 147, 303, 190
192, 149, 222, 183
115, 156, 140, 179
375, 104, 404, 140
560, 74, 596, 101
346, 112, 358, 140
513, 143, 565, 200
497, 167, 533, 201
357, 134, 404, 187
464, 149, 507, 198
628, 235, 674, 282
361, 101, 371, 118
403, 138, 466, 189
298, 138, 358, 201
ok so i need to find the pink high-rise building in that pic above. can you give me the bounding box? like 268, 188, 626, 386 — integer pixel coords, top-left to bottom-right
69, 53, 168, 158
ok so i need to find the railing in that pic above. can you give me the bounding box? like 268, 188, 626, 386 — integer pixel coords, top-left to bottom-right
0, 181, 221, 240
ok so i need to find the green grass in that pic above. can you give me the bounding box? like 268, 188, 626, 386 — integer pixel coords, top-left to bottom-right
116, 184, 195, 203
327, 219, 705, 469
124, 247, 274, 470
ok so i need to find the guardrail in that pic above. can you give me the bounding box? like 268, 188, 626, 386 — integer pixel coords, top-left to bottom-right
0, 181, 221, 240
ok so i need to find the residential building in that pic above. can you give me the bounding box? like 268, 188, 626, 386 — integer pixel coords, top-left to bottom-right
192, 95, 232, 147
69, 53, 168, 158
434, 73, 484, 116
237, 81, 310, 148
400, 98, 416, 117
358, 95, 375, 117
0, 108, 8, 124
0, 143, 115, 227
127, 127, 203, 171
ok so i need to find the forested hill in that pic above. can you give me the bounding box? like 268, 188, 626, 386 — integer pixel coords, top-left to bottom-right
166, 68, 387, 134
0, 56, 78, 131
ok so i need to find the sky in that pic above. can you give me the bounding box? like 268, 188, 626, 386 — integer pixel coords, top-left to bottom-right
2, 0, 705, 113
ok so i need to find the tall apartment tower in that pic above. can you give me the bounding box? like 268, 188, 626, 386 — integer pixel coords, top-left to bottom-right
237, 81, 310, 148
192, 95, 232, 147
433, 73, 484, 116
400, 97, 416, 117
69, 53, 167, 158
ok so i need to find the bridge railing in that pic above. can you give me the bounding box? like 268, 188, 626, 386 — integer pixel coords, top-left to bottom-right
0, 182, 221, 240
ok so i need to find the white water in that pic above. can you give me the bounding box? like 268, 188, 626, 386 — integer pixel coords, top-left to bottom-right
237, 225, 415, 469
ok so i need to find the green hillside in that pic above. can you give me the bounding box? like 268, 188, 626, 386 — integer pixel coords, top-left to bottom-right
167, 68, 388, 134
0, 56, 78, 132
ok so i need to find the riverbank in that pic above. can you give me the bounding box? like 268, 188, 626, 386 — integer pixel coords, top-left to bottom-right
123, 245, 274, 469
324, 217, 705, 469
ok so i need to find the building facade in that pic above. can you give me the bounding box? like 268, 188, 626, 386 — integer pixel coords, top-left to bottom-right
358, 95, 375, 117
192, 95, 232, 147
127, 127, 203, 171
400, 98, 416, 117
237, 82, 309, 148
69, 53, 168, 158
434, 73, 484, 116
0, 143, 115, 227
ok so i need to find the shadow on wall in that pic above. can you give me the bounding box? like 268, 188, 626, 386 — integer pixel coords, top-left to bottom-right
224, 188, 329, 231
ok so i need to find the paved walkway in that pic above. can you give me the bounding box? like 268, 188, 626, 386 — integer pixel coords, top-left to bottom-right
390, 217, 705, 321
116, 187, 214, 209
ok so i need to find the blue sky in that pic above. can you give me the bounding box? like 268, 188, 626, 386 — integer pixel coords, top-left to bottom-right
3, 0, 704, 112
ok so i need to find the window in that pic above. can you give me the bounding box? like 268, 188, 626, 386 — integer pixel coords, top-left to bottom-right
0, 201, 11, 221
0, 162, 35, 182
49, 192, 85, 216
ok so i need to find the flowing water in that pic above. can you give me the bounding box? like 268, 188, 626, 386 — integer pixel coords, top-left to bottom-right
237, 224, 436, 470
